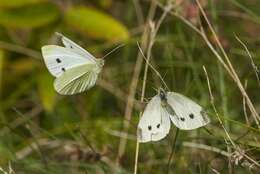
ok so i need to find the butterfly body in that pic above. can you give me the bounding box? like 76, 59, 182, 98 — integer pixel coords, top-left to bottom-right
137, 89, 210, 143
159, 89, 177, 117
41, 33, 104, 95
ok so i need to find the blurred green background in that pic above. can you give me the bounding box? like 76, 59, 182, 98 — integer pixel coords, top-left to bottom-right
0, 0, 259, 173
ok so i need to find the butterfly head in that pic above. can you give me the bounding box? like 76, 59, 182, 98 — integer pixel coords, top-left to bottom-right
97, 59, 105, 67
158, 87, 167, 101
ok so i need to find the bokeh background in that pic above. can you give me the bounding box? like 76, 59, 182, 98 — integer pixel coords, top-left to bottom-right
0, 0, 259, 173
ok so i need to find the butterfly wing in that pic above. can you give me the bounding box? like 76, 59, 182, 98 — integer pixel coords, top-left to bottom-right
166, 92, 210, 130
137, 96, 171, 143
56, 32, 97, 63
41, 45, 94, 77
54, 63, 99, 95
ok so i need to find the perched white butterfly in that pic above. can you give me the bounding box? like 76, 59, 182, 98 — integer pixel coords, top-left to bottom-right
137, 88, 210, 143
41, 33, 105, 95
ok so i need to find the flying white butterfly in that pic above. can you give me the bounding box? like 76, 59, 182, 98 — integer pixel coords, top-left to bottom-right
41, 33, 105, 95
137, 88, 210, 143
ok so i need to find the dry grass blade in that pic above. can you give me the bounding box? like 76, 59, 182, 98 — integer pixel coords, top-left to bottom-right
203, 66, 237, 148
157, 0, 260, 128
97, 79, 143, 111
0, 163, 14, 174
203, 66, 260, 170
137, 42, 169, 90
116, 0, 156, 165
0, 40, 41, 59
133, 1, 173, 173
183, 141, 231, 157
235, 35, 260, 87
195, 0, 260, 128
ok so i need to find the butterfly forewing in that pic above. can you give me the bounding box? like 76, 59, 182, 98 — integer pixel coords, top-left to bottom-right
41, 45, 94, 77
57, 33, 97, 62
54, 64, 99, 95
138, 96, 171, 143
166, 92, 210, 130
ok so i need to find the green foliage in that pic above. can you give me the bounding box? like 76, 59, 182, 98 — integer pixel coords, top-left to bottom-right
0, 0, 259, 174
0, 0, 46, 8
0, 50, 4, 88
37, 72, 56, 112
0, 143, 13, 164
0, 3, 59, 28
97, 0, 113, 8
65, 6, 129, 42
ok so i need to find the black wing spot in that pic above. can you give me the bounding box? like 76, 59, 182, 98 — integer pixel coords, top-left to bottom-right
56, 58, 61, 63
189, 114, 194, 119
70, 45, 73, 49
148, 125, 152, 131
180, 117, 185, 121
156, 124, 160, 128
61, 67, 66, 72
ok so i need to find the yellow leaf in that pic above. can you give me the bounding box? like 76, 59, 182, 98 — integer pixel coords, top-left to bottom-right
65, 6, 129, 42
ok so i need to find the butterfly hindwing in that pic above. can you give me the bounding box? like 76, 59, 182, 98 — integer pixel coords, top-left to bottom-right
54, 63, 99, 95
166, 92, 210, 130
41, 45, 93, 77
137, 96, 171, 143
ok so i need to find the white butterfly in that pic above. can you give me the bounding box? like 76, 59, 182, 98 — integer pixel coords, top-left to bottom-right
137, 88, 210, 143
41, 33, 104, 95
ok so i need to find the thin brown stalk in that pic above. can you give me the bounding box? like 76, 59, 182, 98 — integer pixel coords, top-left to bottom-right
156, 0, 260, 127
235, 35, 260, 87
116, 28, 148, 165
133, 0, 144, 25
97, 79, 143, 111
0, 40, 41, 59
134, 2, 173, 173
116, 0, 157, 165
195, 0, 260, 127
203, 66, 260, 169
203, 66, 237, 148
242, 80, 250, 125
0, 106, 43, 136
137, 42, 169, 90
183, 141, 230, 157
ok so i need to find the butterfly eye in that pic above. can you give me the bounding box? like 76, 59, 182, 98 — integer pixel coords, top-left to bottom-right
180, 117, 185, 121
156, 124, 160, 128
56, 58, 61, 63
148, 125, 152, 130
189, 114, 194, 119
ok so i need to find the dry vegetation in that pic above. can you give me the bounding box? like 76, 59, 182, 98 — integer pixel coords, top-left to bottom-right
0, 0, 259, 173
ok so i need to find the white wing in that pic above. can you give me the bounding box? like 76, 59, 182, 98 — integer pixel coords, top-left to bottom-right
137, 96, 171, 143
56, 32, 97, 63
41, 45, 94, 77
54, 64, 99, 95
166, 92, 210, 130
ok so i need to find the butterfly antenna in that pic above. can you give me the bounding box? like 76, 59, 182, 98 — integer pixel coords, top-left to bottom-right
101, 44, 125, 59
137, 42, 170, 91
